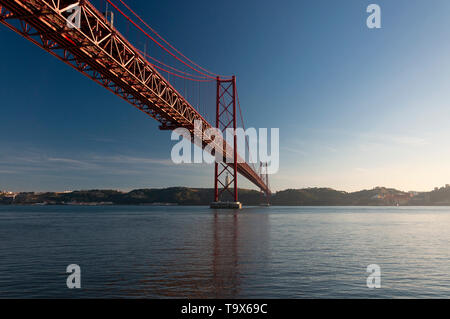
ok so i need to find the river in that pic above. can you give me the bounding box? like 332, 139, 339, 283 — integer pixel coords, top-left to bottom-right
0, 205, 449, 298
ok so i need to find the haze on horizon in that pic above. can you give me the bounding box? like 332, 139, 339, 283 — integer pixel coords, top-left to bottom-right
2, 0, 450, 193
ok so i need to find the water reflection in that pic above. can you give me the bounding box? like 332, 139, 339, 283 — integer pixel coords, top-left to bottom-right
211, 211, 240, 297
210, 209, 270, 298
131, 208, 271, 298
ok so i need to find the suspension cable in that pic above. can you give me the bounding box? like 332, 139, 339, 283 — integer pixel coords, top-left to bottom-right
236, 88, 259, 174
116, 0, 231, 79
105, 0, 223, 80
137, 49, 210, 80
151, 63, 214, 82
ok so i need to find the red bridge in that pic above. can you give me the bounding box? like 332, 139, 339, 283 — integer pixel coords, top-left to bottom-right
0, 0, 271, 207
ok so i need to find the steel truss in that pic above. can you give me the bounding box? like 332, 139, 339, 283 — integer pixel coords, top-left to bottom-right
214, 77, 238, 202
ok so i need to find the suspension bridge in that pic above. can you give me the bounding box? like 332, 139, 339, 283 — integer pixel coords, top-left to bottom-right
0, 0, 271, 208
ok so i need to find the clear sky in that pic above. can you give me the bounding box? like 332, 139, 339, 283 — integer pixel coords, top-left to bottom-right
2, 0, 450, 192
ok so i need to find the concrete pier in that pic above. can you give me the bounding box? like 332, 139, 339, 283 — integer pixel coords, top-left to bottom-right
210, 201, 243, 209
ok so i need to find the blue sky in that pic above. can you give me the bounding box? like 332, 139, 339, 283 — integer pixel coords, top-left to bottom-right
2, 0, 450, 192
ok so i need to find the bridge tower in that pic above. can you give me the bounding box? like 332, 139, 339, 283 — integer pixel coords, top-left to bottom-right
260, 162, 271, 206
210, 76, 242, 209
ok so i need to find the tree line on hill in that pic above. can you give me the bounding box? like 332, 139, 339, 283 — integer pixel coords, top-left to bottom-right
2, 186, 450, 206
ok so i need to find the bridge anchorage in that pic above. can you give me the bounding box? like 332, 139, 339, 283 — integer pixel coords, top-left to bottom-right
0, 0, 271, 208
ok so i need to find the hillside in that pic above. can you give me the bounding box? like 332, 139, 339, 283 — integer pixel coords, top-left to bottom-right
2, 185, 450, 206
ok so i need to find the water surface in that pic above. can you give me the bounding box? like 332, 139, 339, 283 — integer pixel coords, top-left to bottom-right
0, 206, 449, 298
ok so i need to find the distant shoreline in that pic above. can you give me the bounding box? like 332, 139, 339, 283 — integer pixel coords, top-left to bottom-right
3, 186, 450, 206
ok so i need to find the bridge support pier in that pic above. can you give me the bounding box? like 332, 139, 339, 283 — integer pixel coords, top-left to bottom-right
210, 201, 242, 209
211, 76, 242, 209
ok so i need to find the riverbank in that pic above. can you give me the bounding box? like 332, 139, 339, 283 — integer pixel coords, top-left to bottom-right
3, 185, 450, 206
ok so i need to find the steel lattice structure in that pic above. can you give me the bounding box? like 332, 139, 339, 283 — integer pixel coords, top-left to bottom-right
214, 77, 238, 202
0, 0, 271, 198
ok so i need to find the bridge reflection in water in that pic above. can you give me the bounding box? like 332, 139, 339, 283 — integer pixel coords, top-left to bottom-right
115, 209, 270, 298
